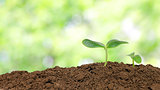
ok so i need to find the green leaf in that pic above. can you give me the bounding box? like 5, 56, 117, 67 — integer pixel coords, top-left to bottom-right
106, 39, 128, 48
128, 52, 135, 58
82, 39, 105, 48
132, 55, 142, 63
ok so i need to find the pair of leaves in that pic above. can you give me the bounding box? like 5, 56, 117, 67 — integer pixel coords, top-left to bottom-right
82, 39, 128, 49
128, 52, 142, 63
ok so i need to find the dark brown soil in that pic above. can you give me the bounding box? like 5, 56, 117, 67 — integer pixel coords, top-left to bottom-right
0, 62, 160, 90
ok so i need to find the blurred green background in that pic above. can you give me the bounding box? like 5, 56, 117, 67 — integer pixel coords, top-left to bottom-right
0, 0, 160, 74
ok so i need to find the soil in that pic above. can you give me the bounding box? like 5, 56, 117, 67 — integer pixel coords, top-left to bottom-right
0, 61, 160, 90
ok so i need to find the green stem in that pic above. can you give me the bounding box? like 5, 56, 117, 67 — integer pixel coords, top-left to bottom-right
104, 47, 108, 66
132, 59, 134, 67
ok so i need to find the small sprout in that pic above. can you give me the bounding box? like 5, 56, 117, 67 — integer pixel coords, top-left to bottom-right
128, 52, 142, 67
82, 39, 128, 66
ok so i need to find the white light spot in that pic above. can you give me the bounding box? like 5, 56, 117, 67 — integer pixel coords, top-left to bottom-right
121, 18, 141, 41
43, 56, 54, 68
23, 34, 33, 46
0, 51, 9, 62
42, 39, 52, 49
83, 8, 98, 21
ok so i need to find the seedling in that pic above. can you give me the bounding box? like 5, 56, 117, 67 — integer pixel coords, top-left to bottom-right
82, 39, 128, 66
128, 52, 142, 67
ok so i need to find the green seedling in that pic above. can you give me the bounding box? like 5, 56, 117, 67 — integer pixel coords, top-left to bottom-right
128, 52, 142, 67
82, 39, 128, 66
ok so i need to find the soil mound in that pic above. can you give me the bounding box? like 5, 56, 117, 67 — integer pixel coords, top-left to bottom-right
0, 62, 160, 90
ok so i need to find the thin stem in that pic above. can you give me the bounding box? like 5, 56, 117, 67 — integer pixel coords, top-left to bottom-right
104, 47, 108, 66
132, 59, 134, 67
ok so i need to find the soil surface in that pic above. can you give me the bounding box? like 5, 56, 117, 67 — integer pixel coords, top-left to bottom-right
0, 62, 160, 90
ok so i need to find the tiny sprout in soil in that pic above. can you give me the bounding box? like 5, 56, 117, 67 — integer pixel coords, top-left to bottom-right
82, 39, 128, 66
128, 52, 142, 67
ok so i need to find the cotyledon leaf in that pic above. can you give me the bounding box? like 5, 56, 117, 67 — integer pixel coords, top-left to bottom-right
106, 39, 128, 48
82, 39, 105, 48
132, 55, 142, 63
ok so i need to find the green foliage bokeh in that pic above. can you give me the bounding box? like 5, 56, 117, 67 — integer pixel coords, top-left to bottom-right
0, 0, 160, 74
